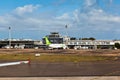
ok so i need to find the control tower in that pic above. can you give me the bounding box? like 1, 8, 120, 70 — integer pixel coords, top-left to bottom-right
43, 32, 64, 44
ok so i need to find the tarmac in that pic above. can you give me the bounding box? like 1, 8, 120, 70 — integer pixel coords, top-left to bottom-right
0, 77, 120, 80
0, 49, 120, 80
0, 60, 120, 77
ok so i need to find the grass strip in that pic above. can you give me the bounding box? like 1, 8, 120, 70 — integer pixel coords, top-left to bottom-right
0, 54, 116, 62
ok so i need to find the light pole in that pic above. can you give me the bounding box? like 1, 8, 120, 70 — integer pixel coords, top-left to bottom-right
65, 24, 69, 46
65, 24, 68, 36
9, 27, 11, 49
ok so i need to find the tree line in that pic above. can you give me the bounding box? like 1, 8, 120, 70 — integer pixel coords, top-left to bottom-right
115, 43, 120, 49
70, 37, 96, 40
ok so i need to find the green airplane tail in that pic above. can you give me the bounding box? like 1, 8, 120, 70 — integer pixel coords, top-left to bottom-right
44, 37, 51, 45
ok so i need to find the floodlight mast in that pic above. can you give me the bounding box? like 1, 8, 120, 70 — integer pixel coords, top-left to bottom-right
65, 24, 68, 36
9, 27, 11, 49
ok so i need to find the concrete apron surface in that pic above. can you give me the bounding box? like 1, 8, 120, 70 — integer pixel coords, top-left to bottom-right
0, 77, 120, 80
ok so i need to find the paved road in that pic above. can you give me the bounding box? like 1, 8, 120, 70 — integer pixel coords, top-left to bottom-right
0, 60, 120, 77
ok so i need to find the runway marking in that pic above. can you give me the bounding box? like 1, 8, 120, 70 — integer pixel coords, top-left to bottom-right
0, 61, 29, 67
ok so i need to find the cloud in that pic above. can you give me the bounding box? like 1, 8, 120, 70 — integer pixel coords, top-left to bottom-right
84, 0, 97, 7
0, 1, 120, 39
63, 0, 120, 39
56, 13, 70, 20
14, 4, 40, 15
72, 0, 120, 32
0, 16, 8, 24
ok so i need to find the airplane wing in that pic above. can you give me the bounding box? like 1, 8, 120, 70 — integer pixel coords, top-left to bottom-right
0, 61, 30, 67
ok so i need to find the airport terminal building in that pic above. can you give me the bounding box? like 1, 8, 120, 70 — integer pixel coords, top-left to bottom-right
42, 32, 63, 44
42, 32, 115, 49
0, 39, 42, 49
67, 40, 115, 49
0, 32, 118, 49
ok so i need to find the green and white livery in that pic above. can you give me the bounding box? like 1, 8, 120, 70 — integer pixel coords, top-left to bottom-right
44, 37, 67, 49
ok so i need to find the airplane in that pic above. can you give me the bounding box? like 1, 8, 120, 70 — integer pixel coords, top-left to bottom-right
44, 37, 67, 49
0, 60, 30, 67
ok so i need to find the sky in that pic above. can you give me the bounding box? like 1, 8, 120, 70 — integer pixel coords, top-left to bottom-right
0, 0, 120, 40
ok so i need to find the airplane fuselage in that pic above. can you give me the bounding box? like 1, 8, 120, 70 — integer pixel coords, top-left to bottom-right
49, 44, 67, 49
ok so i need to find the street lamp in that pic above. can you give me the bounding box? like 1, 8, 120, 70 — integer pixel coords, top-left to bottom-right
9, 27, 11, 49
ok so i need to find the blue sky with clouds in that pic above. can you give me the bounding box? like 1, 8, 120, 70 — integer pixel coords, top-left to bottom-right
0, 0, 120, 40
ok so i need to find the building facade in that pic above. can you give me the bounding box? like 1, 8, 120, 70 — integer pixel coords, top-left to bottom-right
42, 32, 64, 44
0, 32, 118, 49
0, 39, 35, 49
67, 40, 115, 49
